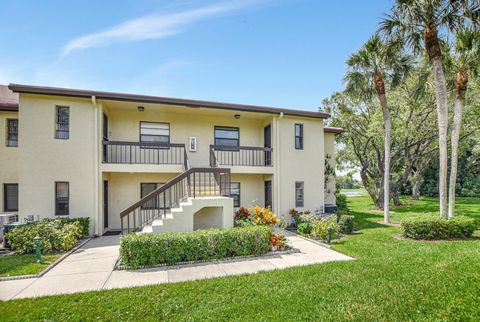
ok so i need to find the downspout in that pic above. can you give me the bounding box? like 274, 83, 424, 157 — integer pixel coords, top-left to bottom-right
275, 112, 283, 215
91, 95, 100, 236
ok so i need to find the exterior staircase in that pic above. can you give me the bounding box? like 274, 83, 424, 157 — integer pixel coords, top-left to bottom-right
120, 150, 232, 234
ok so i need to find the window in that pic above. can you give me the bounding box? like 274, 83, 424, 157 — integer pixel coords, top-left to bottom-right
230, 182, 240, 207
295, 182, 304, 207
214, 126, 239, 146
55, 182, 69, 216
55, 106, 70, 139
140, 122, 169, 144
140, 183, 164, 209
295, 124, 303, 149
6, 119, 18, 147
3, 184, 18, 212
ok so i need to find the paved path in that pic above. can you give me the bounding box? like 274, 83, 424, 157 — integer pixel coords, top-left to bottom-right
0, 232, 352, 301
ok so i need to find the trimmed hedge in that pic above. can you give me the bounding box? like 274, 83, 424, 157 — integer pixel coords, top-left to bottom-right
401, 215, 476, 240
120, 226, 271, 268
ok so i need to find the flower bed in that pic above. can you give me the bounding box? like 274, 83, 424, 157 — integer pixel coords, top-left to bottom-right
401, 215, 476, 240
120, 226, 272, 268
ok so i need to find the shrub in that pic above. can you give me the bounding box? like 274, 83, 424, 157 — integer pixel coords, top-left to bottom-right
296, 212, 317, 225
120, 226, 271, 268
311, 216, 338, 241
6, 219, 84, 254
277, 217, 290, 230
401, 215, 476, 240
338, 214, 354, 234
297, 222, 312, 236
57, 217, 90, 237
269, 233, 286, 249
252, 206, 278, 226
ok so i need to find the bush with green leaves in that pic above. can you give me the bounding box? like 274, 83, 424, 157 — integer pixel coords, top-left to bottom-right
56, 217, 90, 237
311, 216, 338, 241
401, 215, 476, 240
6, 219, 84, 254
120, 226, 271, 268
338, 214, 354, 234
296, 212, 317, 225
297, 222, 312, 236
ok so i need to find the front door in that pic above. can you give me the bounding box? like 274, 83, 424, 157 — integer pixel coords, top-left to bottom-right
103, 180, 109, 228
264, 124, 272, 166
265, 180, 272, 209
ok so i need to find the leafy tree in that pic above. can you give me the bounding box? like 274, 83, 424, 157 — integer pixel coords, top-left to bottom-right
344, 34, 413, 223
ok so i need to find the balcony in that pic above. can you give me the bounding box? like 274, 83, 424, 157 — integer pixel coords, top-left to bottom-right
210, 145, 273, 173
102, 141, 187, 173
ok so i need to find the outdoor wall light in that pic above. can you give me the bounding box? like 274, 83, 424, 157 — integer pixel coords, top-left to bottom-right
138, 106, 145, 112
234, 114, 240, 119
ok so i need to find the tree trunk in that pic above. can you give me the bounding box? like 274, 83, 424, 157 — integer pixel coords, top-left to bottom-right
375, 74, 390, 223
412, 173, 422, 200
448, 84, 465, 218
430, 56, 449, 219
392, 193, 401, 207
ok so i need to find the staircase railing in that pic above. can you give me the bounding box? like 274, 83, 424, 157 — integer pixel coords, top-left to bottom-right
120, 167, 231, 234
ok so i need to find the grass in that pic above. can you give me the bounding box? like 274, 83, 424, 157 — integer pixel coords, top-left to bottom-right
0, 254, 60, 278
1, 196, 479, 321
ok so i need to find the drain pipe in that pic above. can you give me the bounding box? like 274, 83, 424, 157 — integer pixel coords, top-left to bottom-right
275, 112, 283, 216
91, 95, 100, 236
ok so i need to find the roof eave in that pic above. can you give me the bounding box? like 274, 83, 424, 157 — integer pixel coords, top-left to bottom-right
8, 84, 330, 120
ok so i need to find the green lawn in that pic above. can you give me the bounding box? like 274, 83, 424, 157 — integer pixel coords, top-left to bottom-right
1, 196, 480, 321
0, 254, 60, 278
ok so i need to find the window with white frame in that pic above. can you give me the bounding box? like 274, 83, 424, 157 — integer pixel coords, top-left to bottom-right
140, 122, 170, 144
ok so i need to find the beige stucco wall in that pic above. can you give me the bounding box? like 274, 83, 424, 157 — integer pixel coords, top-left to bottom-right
275, 116, 325, 217
18, 95, 97, 234
107, 172, 178, 229
324, 133, 336, 205
230, 174, 266, 209
0, 111, 19, 212
106, 105, 271, 167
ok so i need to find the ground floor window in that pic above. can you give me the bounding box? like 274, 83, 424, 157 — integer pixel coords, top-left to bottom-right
3, 183, 18, 212
295, 181, 304, 207
230, 182, 240, 207
140, 183, 164, 209
55, 182, 69, 216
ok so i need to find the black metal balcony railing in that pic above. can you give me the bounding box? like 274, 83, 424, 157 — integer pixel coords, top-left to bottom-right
103, 141, 186, 165
210, 145, 273, 167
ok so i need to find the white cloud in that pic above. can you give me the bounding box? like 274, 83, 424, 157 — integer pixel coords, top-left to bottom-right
62, 0, 262, 56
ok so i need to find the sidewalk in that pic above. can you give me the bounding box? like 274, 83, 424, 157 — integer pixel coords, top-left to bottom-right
0, 232, 352, 301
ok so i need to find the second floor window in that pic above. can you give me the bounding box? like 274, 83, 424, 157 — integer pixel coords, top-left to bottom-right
295, 181, 304, 207
55, 182, 69, 216
140, 122, 170, 144
55, 106, 70, 139
295, 124, 303, 149
230, 182, 240, 207
6, 119, 18, 147
214, 126, 239, 146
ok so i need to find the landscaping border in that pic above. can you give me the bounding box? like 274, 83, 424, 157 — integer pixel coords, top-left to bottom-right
0, 238, 91, 281
115, 246, 300, 271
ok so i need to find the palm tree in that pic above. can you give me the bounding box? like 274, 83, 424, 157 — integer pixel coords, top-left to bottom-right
380, 0, 479, 219
445, 28, 480, 218
344, 34, 413, 224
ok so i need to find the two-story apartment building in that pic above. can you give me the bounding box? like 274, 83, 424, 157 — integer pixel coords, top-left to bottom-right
1, 84, 343, 236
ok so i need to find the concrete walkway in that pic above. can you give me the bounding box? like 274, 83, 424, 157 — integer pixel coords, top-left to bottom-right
0, 232, 352, 301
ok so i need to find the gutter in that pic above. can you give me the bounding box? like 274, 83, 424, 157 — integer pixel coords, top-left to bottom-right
91, 95, 100, 236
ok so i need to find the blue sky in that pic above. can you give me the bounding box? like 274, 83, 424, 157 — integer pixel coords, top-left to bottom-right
0, 0, 391, 111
